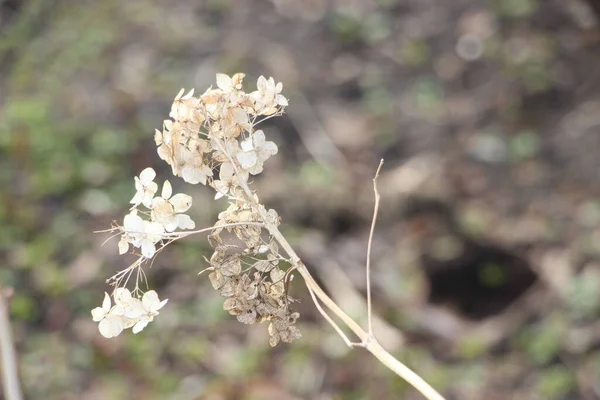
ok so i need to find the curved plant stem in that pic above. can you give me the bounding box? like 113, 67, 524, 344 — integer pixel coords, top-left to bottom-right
0, 286, 24, 400
228, 163, 445, 400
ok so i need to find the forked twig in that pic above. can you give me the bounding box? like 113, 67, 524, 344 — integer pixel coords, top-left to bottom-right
231, 157, 446, 400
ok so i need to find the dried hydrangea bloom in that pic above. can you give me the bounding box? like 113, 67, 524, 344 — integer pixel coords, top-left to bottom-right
99, 73, 297, 345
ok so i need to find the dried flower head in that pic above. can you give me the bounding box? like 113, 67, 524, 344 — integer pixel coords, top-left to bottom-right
95, 73, 298, 344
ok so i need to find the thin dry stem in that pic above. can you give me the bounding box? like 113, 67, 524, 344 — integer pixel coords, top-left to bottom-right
228, 154, 445, 400
0, 286, 24, 400
366, 159, 384, 335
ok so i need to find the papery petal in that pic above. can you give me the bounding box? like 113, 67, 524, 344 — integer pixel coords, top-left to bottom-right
122, 317, 137, 329
130, 190, 143, 205
91, 307, 106, 322
276, 94, 288, 106
236, 151, 257, 169
162, 214, 179, 232
145, 221, 165, 236
257, 76, 267, 92
98, 315, 124, 338
113, 288, 132, 305
161, 180, 173, 199
182, 166, 207, 185
110, 304, 125, 316
253, 130, 266, 146
174, 88, 185, 101
132, 318, 150, 334
220, 163, 235, 180
182, 88, 195, 100
216, 73, 233, 92
118, 239, 129, 255
124, 213, 144, 233
262, 141, 278, 156
231, 108, 248, 125
142, 291, 159, 310
139, 168, 156, 184
240, 137, 254, 152
101, 292, 111, 312
248, 162, 264, 175
141, 240, 156, 258
124, 299, 145, 319
169, 193, 192, 213
176, 214, 195, 230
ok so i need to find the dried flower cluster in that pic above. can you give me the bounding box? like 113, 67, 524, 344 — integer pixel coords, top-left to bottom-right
94, 73, 300, 345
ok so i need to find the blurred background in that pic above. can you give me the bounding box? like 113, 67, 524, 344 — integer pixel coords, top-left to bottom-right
1, 0, 600, 399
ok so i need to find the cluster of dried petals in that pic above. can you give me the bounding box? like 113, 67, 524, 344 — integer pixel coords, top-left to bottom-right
118, 167, 195, 258
207, 244, 301, 346
154, 73, 286, 196
91, 289, 167, 338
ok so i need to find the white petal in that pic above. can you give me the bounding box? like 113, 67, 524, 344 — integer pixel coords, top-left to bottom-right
182, 166, 206, 185
101, 292, 111, 312
163, 214, 179, 232
231, 107, 249, 125
91, 307, 106, 322
257, 76, 267, 92
240, 137, 254, 152
253, 130, 266, 146
236, 151, 257, 169
261, 141, 278, 157
216, 73, 233, 92
110, 304, 125, 316
169, 193, 192, 213
132, 318, 150, 334
118, 239, 129, 255
142, 291, 159, 310
145, 221, 165, 237
124, 213, 144, 233
176, 214, 195, 230
141, 240, 156, 258
220, 163, 235, 180
113, 288, 132, 305
124, 299, 145, 319
130, 191, 143, 205
139, 168, 156, 184
248, 162, 264, 176
98, 315, 124, 338
174, 88, 185, 101
276, 94, 288, 106
161, 180, 173, 199
182, 88, 195, 100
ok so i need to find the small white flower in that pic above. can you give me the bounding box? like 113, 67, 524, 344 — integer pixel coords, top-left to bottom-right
91, 292, 126, 338
123, 211, 165, 258
130, 168, 158, 208
235, 130, 278, 175
151, 180, 195, 232
250, 76, 287, 114
215, 73, 245, 93
181, 156, 213, 185
122, 290, 168, 334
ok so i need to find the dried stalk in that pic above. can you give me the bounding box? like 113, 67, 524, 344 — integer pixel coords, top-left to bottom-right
0, 286, 24, 400
233, 161, 446, 400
